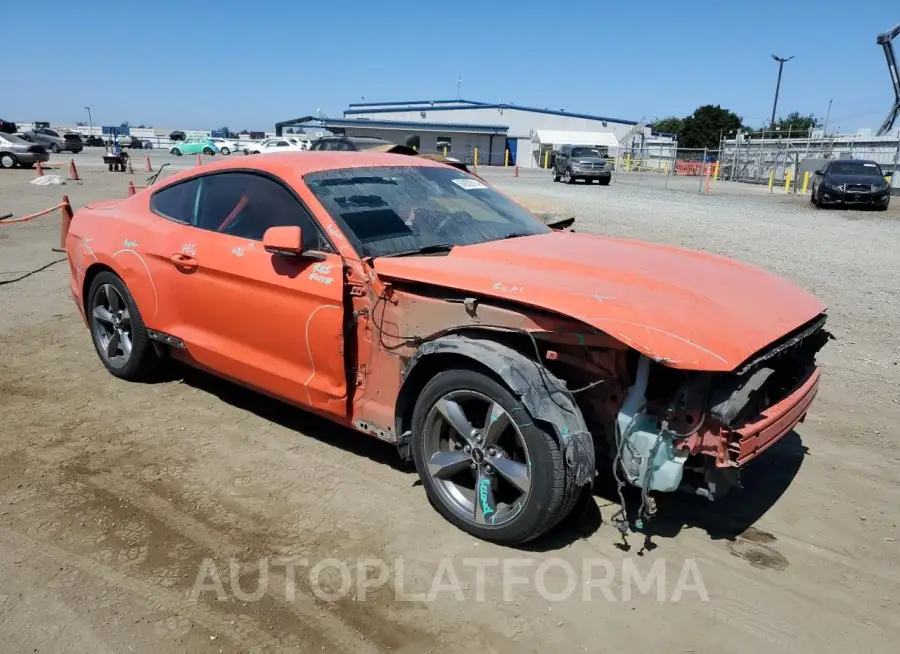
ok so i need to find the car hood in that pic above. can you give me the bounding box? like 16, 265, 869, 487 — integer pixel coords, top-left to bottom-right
824, 174, 886, 186
372, 232, 826, 371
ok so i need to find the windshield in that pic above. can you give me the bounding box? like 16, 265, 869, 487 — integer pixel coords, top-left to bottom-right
304, 166, 550, 258
829, 161, 883, 176
571, 147, 603, 158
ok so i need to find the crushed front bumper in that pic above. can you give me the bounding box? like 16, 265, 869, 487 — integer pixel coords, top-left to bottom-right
685, 366, 821, 468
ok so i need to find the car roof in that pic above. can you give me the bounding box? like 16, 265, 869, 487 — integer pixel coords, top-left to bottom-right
153, 151, 449, 189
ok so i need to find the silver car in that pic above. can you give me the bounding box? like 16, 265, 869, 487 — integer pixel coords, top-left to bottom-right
0, 133, 50, 169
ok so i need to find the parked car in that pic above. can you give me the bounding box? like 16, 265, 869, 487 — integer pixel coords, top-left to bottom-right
810, 159, 891, 210
552, 144, 611, 184
84, 135, 106, 147
309, 135, 395, 151
64, 152, 830, 545
243, 137, 306, 154
208, 137, 238, 155
169, 130, 186, 142
0, 119, 17, 134
0, 133, 50, 168
169, 137, 218, 156
22, 127, 84, 154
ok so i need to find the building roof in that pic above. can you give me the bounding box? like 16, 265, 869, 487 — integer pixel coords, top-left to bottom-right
322, 117, 508, 134
343, 100, 640, 126
533, 129, 620, 148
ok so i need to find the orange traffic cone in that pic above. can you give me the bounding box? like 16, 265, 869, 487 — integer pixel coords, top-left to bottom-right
127, 181, 136, 197
36, 161, 44, 177
195, 153, 202, 166
514, 165, 519, 178
58, 195, 73, 251
68, 159, 80, 181
145, 156, 153, 172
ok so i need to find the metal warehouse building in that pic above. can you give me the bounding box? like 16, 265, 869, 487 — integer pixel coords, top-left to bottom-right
338, 99, 652, 168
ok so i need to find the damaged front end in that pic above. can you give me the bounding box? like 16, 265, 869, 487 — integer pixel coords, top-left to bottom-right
530, 314, 831, 519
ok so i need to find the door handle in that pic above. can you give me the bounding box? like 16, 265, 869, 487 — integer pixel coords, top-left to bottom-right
169, 253, 198, 269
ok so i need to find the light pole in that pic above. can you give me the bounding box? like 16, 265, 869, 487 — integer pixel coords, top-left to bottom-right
770, 54, 794, 126
84, 106, 93, 136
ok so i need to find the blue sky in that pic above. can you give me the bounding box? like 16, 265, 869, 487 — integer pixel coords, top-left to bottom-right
6, 0, 894, 133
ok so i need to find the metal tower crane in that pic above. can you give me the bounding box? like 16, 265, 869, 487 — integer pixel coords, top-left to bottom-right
876, 22, 900, 136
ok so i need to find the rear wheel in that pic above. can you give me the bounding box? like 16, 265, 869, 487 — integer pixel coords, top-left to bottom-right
411, 368, 578, 545
87, 272, 158, 381
202, 147, 214, 155
170, 148, 182, 156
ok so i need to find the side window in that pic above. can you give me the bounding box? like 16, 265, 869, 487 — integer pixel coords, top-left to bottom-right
151, 178, 201, 224
193, 173, 331, 252
338, 140, 355, 151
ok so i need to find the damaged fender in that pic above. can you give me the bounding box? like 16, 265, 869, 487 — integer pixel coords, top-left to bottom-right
398, 334, 596, 487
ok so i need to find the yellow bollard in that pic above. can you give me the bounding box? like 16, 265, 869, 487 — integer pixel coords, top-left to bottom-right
504, 149, 509, 167
443, 146, 447, 157
713, 161, 720, 181
663, 160, 669, 176
474, 147, 478, 167
784, 169, 792, 193
768, 169, 775, 193
544, 150, 549, 168
801, 171, 810, 194
625, 153, 631, 172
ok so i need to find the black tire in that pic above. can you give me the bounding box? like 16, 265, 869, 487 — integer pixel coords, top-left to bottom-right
202, 147, 214, 155
565, 168, 575, 184
0, 153, 16, 169
87, 272, 158, 381
170, 148, 182, 156
411, 367, 579, 545
220, 147, 230, 155
552, 168, 561, 182
50, 143, 60, 154
599, 178, 611, 186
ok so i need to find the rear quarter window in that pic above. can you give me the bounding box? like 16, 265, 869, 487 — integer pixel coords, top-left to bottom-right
150, 178, 201, 223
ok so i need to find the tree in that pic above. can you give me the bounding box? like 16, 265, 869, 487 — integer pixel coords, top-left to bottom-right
652, 116, 685, 136
120, 121, 130, 129
219, 126, 231, 137
678, 105, 744, 149
771, 112, 819, 135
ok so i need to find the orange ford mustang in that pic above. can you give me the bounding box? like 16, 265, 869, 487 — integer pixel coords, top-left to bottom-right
66, 152, 831, 544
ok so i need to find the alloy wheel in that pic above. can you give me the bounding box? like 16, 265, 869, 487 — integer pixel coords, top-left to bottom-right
91, 284, 133, 368
422, 390, 532, 527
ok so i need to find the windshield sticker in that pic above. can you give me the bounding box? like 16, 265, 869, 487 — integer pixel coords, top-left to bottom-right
451, 178, 488, 191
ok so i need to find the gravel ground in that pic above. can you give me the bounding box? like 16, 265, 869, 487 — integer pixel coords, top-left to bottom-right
0, 164, 898, 654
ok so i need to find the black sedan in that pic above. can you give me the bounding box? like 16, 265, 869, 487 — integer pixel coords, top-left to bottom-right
810, 159, 891, 210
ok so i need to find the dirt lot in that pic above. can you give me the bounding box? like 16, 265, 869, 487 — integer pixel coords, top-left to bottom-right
1, 166, 898, 653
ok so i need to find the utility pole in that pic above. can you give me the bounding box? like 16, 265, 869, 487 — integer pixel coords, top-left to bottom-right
84, 106, 93, 136
456, 75, 462, 100
822, 99, 833, 137
770, 54, 794, 126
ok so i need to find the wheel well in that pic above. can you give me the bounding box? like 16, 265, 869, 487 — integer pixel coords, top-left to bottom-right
81, 263, 117, 313
394, 352, 513, 458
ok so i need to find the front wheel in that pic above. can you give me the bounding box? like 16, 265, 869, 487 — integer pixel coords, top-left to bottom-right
564, 168, 575, 184
170, 148, 182, 156
552, 168, 561, 182
599, 178, 610, 186
87, 272, 158, 381
411, 368, 578, 545
202, 147, 214, 155
220, 147, 230, 155
0, 153, 17, 169
50, 143, 60, 154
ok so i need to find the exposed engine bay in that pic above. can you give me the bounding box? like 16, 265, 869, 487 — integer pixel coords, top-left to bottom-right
529, 313, 832, 529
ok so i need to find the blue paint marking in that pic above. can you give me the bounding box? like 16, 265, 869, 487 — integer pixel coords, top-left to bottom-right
478, 478, 494, 518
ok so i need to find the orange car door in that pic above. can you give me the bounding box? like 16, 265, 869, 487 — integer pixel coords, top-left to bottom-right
148, 171, 347, 413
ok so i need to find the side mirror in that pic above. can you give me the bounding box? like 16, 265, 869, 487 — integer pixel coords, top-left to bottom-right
262, 226, 327, 260
813, 169, 823, 175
